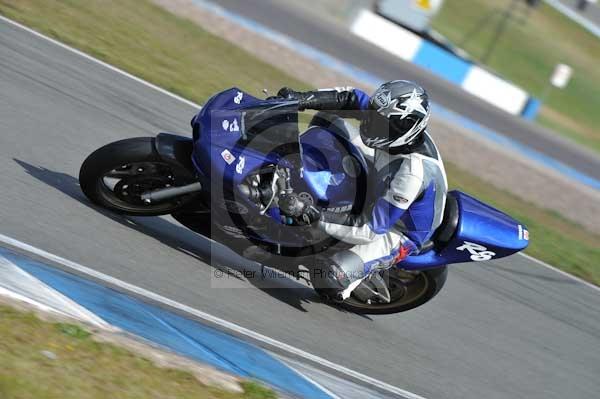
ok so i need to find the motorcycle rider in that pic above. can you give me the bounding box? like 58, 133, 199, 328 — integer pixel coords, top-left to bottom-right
278, 81, 448, 300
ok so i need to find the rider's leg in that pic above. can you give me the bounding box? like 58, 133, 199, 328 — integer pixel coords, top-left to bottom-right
313, 231, 411, 300
347, 231, 405, 273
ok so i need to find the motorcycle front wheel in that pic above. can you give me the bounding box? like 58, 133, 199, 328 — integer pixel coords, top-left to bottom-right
79, 137, 196, 216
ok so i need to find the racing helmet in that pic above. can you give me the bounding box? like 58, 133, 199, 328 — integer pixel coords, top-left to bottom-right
360, 80, 430, 150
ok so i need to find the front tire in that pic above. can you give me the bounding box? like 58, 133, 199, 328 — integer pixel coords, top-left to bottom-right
79, 137, 195, 216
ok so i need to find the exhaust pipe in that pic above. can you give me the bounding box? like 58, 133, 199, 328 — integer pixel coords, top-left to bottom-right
141, 182, 202, 203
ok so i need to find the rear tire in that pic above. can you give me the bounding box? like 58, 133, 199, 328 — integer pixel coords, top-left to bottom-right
315, 266, 448, 315
79, 137, 195, 216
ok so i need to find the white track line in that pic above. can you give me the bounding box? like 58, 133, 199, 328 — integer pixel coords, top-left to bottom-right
518, 252, 600, 293
0, 233, 424, 399
275, 358, 343, 399
0, 255, 112, 328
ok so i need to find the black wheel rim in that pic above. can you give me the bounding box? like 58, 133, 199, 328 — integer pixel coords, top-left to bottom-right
343, 269, 431, 311
97, 161, 184, 213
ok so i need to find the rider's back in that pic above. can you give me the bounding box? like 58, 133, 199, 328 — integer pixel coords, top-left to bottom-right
314, 112, 447, 250
374, 132, 447, 248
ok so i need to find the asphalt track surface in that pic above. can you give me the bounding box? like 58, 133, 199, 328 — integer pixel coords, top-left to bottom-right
1, 18, 600, 399
211, 0, 600, 181
558, 0, 600, 27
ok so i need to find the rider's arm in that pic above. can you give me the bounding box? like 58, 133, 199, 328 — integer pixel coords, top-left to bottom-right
319, 160, 424, 244
278, 87, 370, 111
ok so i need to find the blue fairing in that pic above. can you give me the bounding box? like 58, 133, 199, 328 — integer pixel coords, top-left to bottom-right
191, 88, 307, 247
454, 192, 528, 251
191, 88, 253, 176
300, 126, 368, 207
191, 88, 292, 184
190, 88, 527, 267
401, 191, 529, 269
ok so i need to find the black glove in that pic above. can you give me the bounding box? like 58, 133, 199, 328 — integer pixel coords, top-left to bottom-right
278, 192, 321, 225
276, 87, 316, 111
300, 205, 321, 226
265, 87, 298, 101
277, 87, 302, 100
277, 87, 361, 112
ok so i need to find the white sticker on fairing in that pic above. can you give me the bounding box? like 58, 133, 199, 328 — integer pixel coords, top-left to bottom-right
456, 241, 496, 261
229, 118, 239, 132
325, 204, 352, 213
221, 149, 235, 165
236, 155, 245, 174
222, 118, 240, 132
233, 91, 244, 104
518, 224, 530, 241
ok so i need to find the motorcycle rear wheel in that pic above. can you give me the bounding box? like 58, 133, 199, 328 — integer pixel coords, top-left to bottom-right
79, 137, 196, 216
316, 266, 448, 315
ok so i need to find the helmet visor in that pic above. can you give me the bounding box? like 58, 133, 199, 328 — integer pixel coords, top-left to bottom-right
360, 111, 395, 148
361, 110, 424, 148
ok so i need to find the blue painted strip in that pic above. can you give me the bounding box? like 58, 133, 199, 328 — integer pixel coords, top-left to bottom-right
412, 41, 471, 84
190, 0, 600, 191
0, 248, 331, 399
521, 97, 542, 120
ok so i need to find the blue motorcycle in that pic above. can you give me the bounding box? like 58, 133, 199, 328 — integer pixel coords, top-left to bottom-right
79, 88, 529, 314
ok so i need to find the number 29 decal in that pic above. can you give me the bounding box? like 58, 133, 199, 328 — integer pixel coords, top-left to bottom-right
456, 241, 496, 261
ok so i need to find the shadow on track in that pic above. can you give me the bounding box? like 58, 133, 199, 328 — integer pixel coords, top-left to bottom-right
14, 158, 371, 318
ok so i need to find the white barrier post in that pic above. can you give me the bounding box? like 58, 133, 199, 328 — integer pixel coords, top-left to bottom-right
540, 63, 573, 102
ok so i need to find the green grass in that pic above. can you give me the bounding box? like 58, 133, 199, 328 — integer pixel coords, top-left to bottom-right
0, 305, 276, 399
432, 0, 600, 153
0, 0, 598, 286
0, 0, 307, 103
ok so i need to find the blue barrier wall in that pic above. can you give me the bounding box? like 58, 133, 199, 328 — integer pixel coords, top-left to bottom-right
413, 41, 471, 85
351, 10, 541, 120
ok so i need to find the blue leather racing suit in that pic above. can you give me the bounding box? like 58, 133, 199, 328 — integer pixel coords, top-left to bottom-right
304, 87, 448, 277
